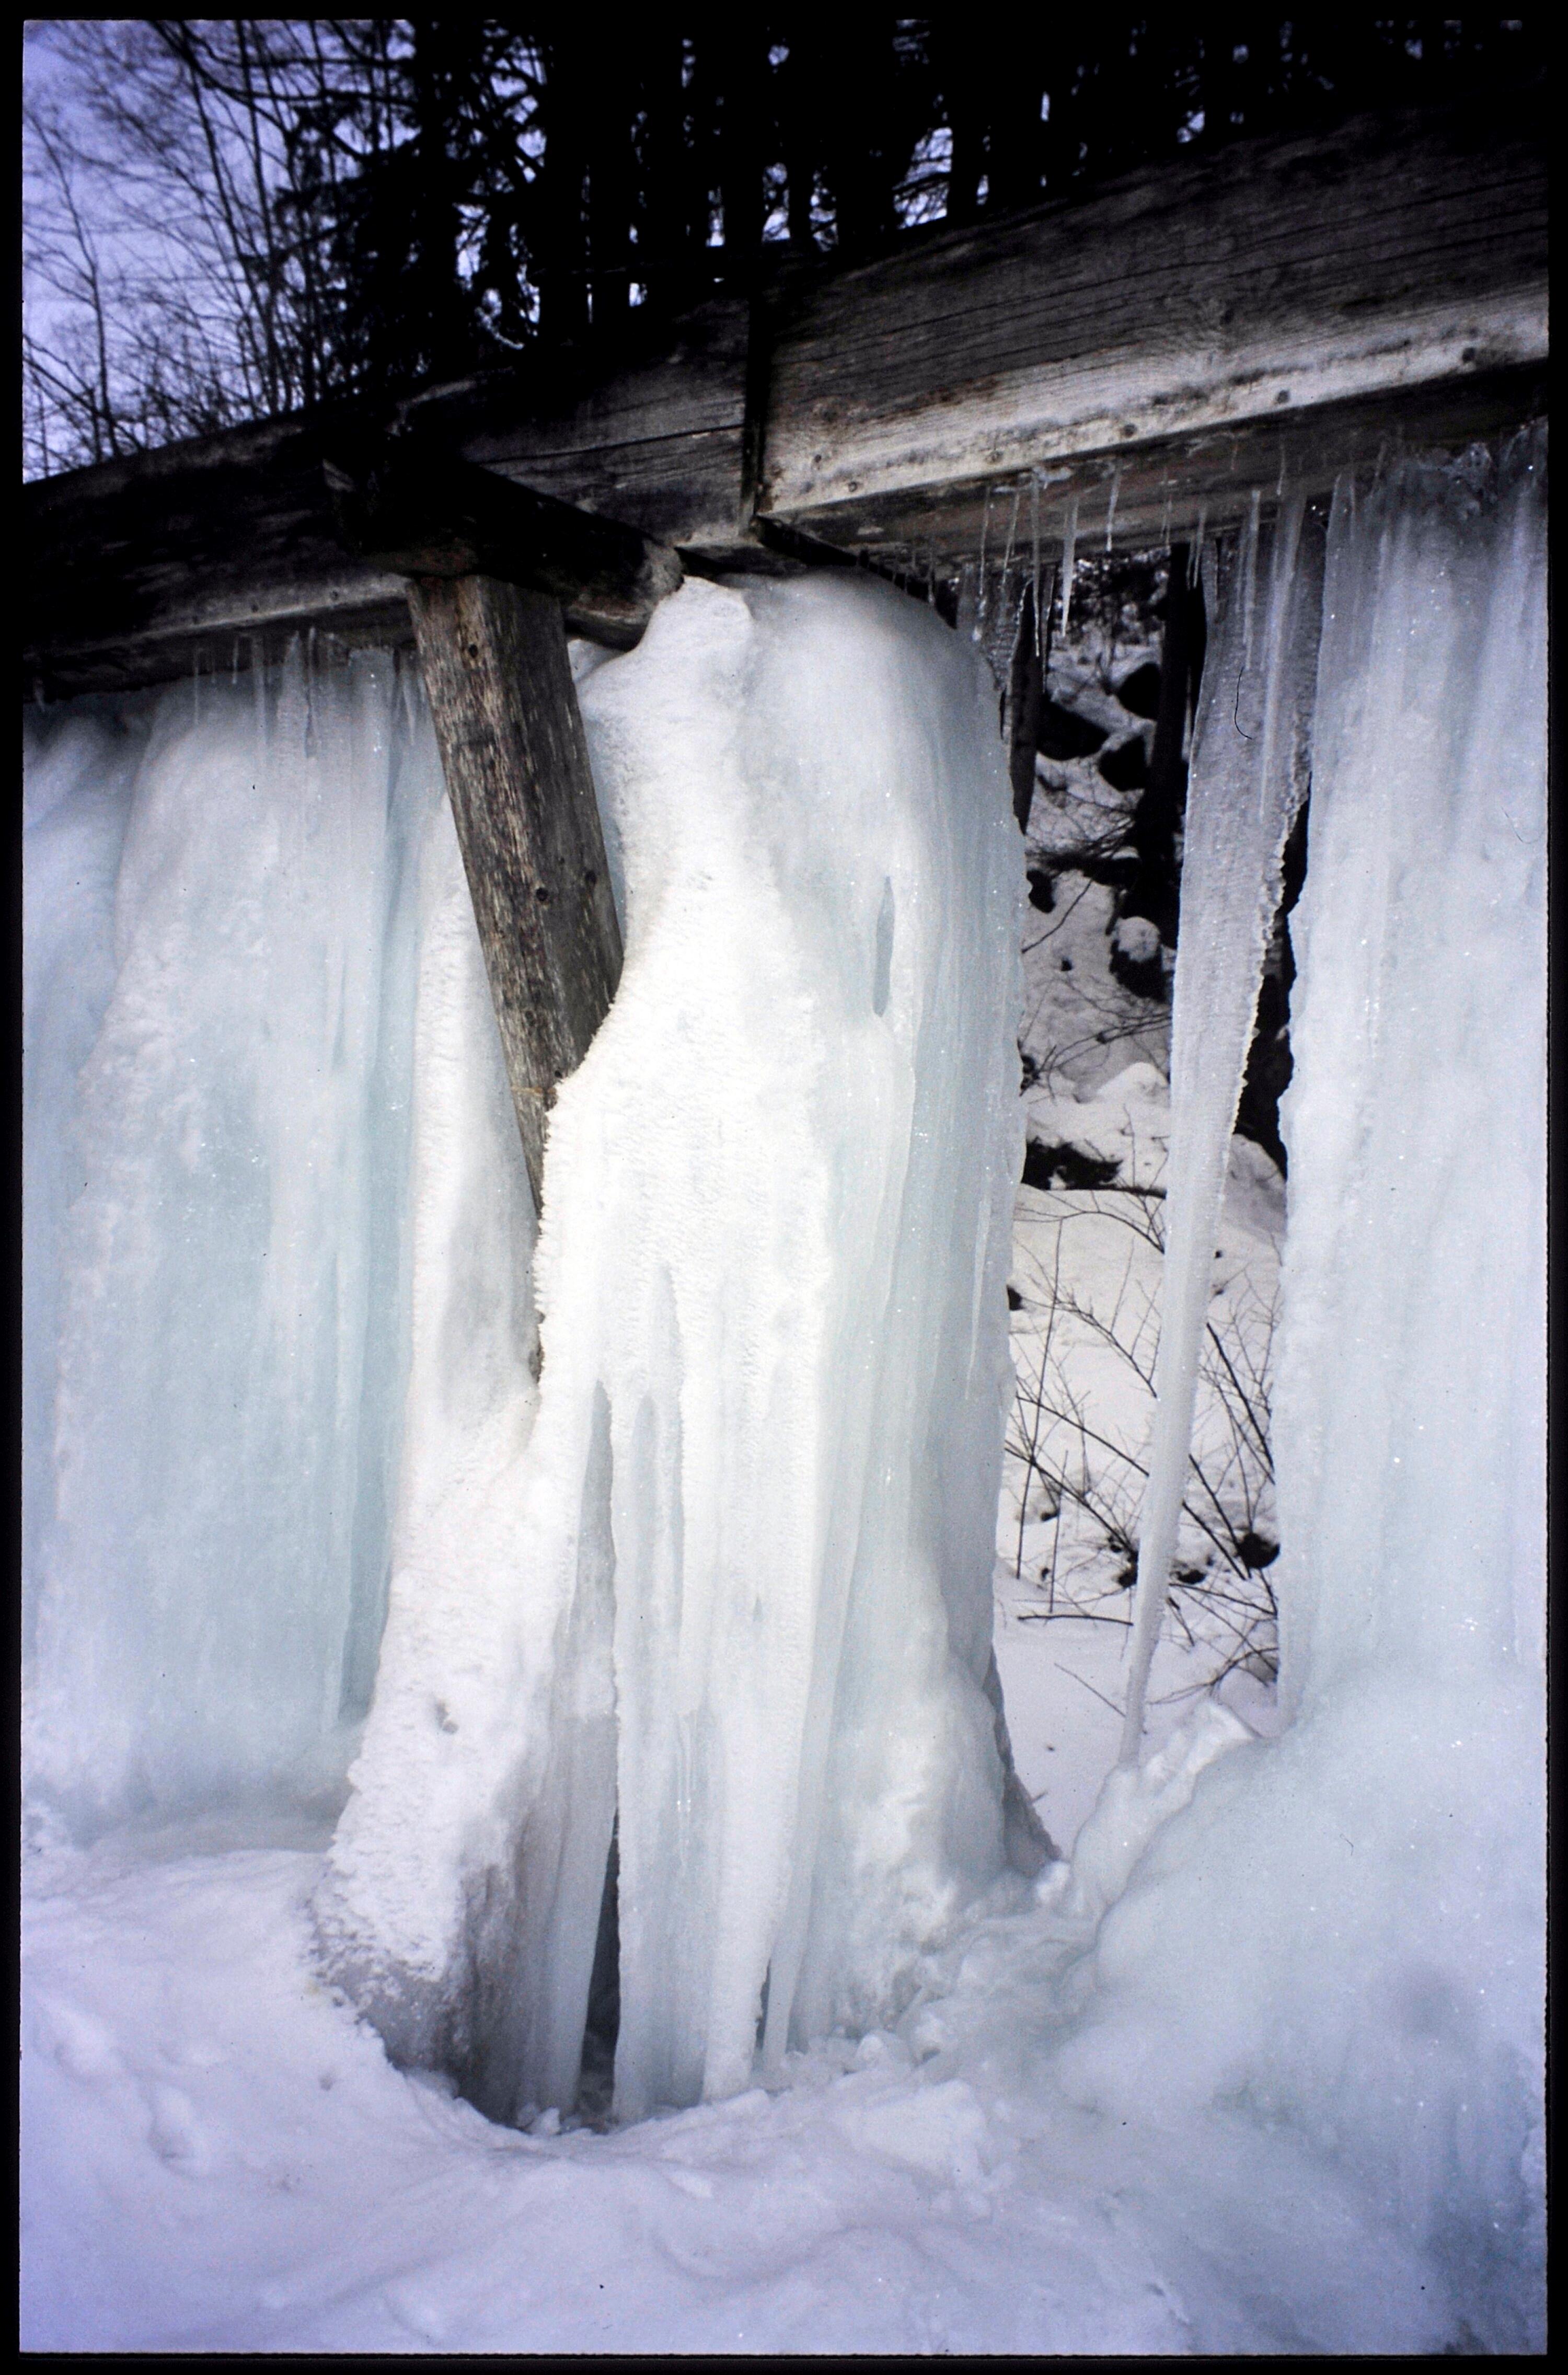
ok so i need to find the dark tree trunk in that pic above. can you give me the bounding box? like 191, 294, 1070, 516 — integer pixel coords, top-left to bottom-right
712, 23, 766, 271
987, 30, 1047, 214
933, 22, 987, 223
537, 35, 590, 341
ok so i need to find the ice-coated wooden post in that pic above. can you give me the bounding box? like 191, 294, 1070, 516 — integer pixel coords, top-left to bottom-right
407, 574, 624, 1208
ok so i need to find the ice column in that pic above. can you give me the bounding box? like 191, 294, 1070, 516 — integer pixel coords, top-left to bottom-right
25, 652, 441, 1827
1119, 497, 1322, 1760
1057, 431, 1547, 2350
318, 573, 1031, 2124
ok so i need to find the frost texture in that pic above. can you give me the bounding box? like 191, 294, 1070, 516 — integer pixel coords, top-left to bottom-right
316, 575, 1032, 2124
25, 656, 443, 1825
1056, 434, 1547, 2350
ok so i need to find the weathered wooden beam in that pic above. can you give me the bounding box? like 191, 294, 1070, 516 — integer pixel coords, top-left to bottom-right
22, 404, 693, 701
23, 100, 1547, 701
407, 575, 624, 1207
433, 293, 754, 563
326, 436, 683, 649
757, 96, 1547, 558
24, 410, 414, 701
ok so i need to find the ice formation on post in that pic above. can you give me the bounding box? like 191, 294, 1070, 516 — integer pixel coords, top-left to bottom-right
1118, 496, 1322, 1762
1058, 431, 1547, 2349
316, 574, 1037, 2125
24, 656, 444, 1827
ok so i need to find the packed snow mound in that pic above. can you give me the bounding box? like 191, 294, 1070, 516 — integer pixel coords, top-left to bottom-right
24, 658, 445, 1830
317, 573, 1040, 2127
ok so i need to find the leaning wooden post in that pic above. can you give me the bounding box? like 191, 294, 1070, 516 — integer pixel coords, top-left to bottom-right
407, 577, 622, 1204
327, 437, 682, 1208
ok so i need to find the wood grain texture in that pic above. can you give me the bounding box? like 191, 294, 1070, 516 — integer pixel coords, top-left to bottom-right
24, 410, 413, 700
758, 99, 1546, 551
797, 363, 1546, 566
448, 295, 753, 551
327, 436, 683, 647
407, 576, 623, 1206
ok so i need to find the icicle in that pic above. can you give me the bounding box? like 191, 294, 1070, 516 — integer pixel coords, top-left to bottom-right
1058, 497, 1079, 639
976, 487, 994, 641
1116, 490, 1323, 1767
955, 560, 979, 644
1239, 488, 1262, 685
1103, 467, 1121, 551
1000, 486, 1021, 629
1031, 477, 1043, 661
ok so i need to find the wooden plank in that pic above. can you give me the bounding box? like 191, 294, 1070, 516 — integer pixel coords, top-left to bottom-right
407, 575, 623, 1207
23, 101, 1547, 699
25, 419, 705, 700
806, 362, 1546, 567
758, 98, 1546, 555
443, 295, 753, 556
24, 410, 413, 701
326, 436, 683, 649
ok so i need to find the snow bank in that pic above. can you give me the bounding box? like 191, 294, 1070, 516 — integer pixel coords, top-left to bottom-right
317, 574, 1040, 2127
1054, 433, 1547, 2349
25, 656, 444, 1828
22, 1811, 1460, 2355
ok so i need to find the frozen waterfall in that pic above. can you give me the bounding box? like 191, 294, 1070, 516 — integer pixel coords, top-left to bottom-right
21, 432, 1546, 2335
314, 575, 1041, 2125
24, 657, 444, 1826
1059, 430, 1546, 2348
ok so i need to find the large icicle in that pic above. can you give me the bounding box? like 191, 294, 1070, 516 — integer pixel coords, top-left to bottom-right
25, 653, 442, 1828
1117, 498, 1322, 1762
317, 573, 1032, 2125
1056, 430, 1546, 2350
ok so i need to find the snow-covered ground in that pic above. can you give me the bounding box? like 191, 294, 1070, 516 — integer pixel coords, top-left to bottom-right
24, 1712, 1454, 2357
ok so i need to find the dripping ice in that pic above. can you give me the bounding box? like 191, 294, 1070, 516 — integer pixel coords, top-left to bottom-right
316, 572, 1047, 2126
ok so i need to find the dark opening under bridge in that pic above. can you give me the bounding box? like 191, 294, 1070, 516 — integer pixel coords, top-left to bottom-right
25, 97, 1547, 1202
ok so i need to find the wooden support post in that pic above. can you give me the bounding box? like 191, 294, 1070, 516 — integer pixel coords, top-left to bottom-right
407, 574, 624, 1208
329, 436, 683, 649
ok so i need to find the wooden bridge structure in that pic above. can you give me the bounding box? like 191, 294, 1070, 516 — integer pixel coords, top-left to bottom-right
25, 98, 1547, 1202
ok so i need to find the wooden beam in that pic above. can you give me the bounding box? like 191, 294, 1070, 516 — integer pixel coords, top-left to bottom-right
22, 101, 1546, 700
433, 293, 754, 563
326, 435, 683, 649
407, 575, 623, 1207
757, 96, 1546, 557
